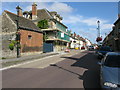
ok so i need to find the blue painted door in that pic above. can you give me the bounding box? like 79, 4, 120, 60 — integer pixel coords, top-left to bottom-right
43, 43, 53, 53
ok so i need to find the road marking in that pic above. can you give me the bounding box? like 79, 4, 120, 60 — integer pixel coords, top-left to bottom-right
0, 54, 61, 71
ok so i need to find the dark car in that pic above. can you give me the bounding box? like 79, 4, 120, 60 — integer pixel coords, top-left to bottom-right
88, 46, 94, 50
96, 46, 112, 59
98, 52, 120, 89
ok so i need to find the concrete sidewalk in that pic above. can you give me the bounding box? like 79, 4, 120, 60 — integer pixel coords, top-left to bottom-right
1, 49, 85, 63
1, 52, 61, 63
1, 49, 86, 69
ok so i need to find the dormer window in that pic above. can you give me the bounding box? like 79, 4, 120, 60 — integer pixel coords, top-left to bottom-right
54, 16, 56, 19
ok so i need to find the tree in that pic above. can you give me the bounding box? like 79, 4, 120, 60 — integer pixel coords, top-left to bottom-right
37, 19, 49, 29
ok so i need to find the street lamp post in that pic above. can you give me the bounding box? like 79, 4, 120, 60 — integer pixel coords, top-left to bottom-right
16, 6, 21, 58
97, 20, 100, 38
96, 20, 102, 45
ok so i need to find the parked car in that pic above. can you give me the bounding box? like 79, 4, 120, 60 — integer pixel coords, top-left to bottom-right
88, 46, 94, 50
98, 52, 120, 89
65, 48, 70, 53
96, 46, 113, 59
81, 46, 85, 50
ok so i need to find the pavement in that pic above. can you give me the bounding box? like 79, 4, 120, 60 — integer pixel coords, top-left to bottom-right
13, 49, 84, 69
1, 49, 85, 68
1, 51, 64, 63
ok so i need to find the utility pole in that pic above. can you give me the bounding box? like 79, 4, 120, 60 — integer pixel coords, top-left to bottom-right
16, 6, 21, 58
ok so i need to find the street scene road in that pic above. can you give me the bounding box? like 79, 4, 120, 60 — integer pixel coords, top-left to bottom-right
1, 2, 120, 90
2, 50, 101, 89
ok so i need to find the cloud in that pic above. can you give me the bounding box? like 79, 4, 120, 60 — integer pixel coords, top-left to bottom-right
63, 15, 83, 24
78, 28, 97, 43
89, 28, 97, 31
63, 14, 113, 31
49, 2, 73, 15
25, 2, 73, 16
63, 15, 111, 26
82, 17, 108, 26
101, 24, 113, 30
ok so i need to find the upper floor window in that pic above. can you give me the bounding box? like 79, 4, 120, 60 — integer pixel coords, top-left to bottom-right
54, 16, 56, 19
66, 29, 68, 32
61, 33, 64, 38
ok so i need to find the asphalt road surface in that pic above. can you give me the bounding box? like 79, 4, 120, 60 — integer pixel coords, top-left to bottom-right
2, 51, 101, 89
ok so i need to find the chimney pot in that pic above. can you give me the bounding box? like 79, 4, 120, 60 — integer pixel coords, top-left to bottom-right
16, 5, 23, 17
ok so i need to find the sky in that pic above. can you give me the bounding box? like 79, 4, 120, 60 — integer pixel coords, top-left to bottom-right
1, 2, 119, 43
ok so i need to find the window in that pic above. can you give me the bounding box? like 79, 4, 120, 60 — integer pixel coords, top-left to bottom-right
119, 28, 120, 33
28, 35, 32, 40
66, 29, 68, 32
99, 46, 112, 51
104, 55, 120, 68
61, 33, 64, 38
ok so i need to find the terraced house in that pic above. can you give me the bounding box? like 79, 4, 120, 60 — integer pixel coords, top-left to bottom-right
2, 7, 43, 58
24, 3, 71, 52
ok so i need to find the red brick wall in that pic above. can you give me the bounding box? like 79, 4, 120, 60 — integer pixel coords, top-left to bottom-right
20, 29, 43, 53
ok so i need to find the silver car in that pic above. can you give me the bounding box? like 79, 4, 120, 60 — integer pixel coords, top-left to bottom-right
98, 52, 120, 90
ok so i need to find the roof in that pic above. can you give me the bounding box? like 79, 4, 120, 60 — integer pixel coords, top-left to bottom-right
107, 52, 120, 56
51, 19, 68, 28
114, 17, 120, 25
4, 10, 42, 33
37, 9, 67, 28
37, 9, 52, 20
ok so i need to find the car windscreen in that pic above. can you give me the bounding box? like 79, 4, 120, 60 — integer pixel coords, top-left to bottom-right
100, 47, 111, 51
104, 55, 120, 68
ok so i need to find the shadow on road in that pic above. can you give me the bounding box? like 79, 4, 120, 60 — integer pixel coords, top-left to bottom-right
71, 51, 101, 89
53, 51, 101, 90
50, 64, 81, 77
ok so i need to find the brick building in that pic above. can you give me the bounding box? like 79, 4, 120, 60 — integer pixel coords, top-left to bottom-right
103, 18, 120, 51
114, 17, 120, 51
23, 3, 71, 52
2, 8, 43, 58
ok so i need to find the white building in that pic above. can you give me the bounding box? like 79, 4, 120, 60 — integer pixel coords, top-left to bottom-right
85, 38, 92, 47
70, 37, 75, 49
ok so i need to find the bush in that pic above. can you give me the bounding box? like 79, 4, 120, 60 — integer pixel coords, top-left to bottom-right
9, 43, 14, 50
2, 57, 6, 59
11, 40, 17, 45
37, 19, 49, 29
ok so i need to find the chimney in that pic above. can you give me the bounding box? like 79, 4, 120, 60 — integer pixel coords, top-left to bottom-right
16, 6, 23, 17
32, 2, 37, 20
